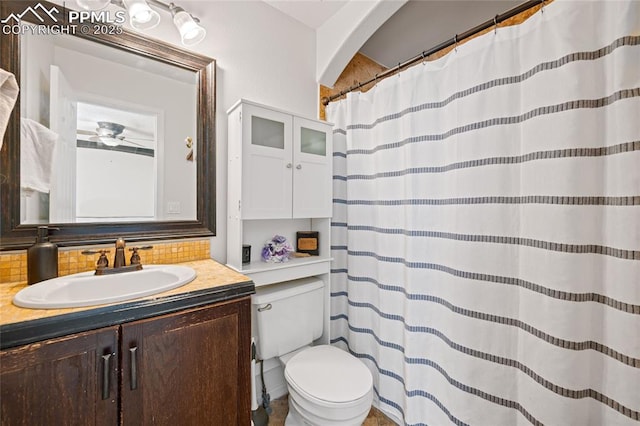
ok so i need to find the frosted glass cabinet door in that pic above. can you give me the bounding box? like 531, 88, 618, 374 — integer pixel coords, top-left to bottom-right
242, 104, 293, 219
293, 117, 333, 218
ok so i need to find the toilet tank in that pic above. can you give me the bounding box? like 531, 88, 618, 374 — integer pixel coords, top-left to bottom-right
252, 277, 324, 360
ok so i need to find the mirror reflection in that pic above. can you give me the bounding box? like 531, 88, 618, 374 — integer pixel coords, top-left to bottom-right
20, 29, 198, 224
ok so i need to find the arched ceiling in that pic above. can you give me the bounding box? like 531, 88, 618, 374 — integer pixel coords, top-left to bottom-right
263, 0, 524, 87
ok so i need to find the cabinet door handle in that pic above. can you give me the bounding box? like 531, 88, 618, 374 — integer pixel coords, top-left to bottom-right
101, 353, 112, 400
286, 163, 292, 168
296, 164, 302, 170
257, 303, 272, 312
129, 346, 138, 390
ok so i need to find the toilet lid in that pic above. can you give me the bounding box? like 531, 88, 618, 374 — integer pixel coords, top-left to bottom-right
284, 345, 373, 404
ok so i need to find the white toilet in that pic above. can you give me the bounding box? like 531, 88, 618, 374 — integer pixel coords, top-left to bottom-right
252, 277, 373, 426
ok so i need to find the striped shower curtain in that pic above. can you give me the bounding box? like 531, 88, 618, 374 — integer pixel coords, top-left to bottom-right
326, 1, 639, 425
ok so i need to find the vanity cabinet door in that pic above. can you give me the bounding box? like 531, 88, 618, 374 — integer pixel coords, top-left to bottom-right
120, 297, 251, 425
0, 326, 119, 426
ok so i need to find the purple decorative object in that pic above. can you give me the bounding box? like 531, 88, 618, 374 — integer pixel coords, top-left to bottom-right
261, 235, 293, 263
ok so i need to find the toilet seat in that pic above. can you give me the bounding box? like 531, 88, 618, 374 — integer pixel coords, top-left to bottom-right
284, 345, 373, 405
283, 345, 373, 425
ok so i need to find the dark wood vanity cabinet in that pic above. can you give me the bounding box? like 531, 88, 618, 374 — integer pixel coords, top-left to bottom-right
0, 297, 251, 425
120, 297, 251, 425
0, 326, 119, 425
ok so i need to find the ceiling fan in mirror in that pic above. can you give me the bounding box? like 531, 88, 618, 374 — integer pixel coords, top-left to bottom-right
77, 121, 152, 147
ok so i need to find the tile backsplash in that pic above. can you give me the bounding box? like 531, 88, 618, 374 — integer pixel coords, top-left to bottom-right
0, 239, 210, 284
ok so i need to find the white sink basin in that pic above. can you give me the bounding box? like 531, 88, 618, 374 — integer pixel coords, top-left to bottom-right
13, 265, 197, 309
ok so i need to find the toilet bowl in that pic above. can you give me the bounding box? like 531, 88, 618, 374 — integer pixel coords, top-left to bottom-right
252, 278, 374, 426
282, 345, 373, 426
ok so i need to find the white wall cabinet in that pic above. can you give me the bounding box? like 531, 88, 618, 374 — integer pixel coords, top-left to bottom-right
229, 100, 332, 220
227, 100, 333, 288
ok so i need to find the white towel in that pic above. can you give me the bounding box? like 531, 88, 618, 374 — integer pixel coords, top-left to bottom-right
0, 68, 19, 150
21, 118, 58, 193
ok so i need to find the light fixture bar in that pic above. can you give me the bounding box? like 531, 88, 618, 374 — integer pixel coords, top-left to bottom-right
78, 0, 206, 46
145, 0, 170, 12
146, 0, 202, 23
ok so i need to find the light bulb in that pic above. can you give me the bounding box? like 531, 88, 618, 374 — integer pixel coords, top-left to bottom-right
76, 0, 111, 10
98, 137, 121, 147
123, 0, 160, 30
135, 10, 152, 23
173, 10, 206, 46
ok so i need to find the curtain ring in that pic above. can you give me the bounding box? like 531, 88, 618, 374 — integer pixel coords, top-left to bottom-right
541, 0, 545, 13
454, 34, 458, 52
374, 73, 378, 86
494, 15, 498, 34
397, 62, 402, 77
422, 51, 426, 65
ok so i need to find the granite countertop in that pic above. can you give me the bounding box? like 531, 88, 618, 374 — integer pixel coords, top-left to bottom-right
0, 259, 254, 349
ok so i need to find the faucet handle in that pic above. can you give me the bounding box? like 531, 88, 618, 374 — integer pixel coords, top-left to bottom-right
128, 246, 152, 265
81, 249, 110, 256
129, 248, 141, 265
128, 246, 153, 251
81, 249, 110, 269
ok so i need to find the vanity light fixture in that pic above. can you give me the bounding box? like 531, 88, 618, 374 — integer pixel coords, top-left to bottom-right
74, 0, 206, 46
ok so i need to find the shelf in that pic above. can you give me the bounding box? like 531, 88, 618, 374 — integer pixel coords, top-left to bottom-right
227, 256, 332, 287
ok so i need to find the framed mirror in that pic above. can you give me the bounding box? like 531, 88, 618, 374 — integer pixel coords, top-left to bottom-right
0, 1, 216, 250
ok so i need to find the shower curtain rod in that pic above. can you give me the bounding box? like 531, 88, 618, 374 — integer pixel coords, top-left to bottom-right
322, 0, 546, 106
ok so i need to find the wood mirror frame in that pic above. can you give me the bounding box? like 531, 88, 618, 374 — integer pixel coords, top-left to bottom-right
0, 1, 215, 250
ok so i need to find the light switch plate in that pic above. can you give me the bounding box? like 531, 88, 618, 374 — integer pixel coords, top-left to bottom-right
167, 201, 181, 214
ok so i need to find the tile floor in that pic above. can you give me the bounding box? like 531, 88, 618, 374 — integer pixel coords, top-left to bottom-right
266, 396, 396, 425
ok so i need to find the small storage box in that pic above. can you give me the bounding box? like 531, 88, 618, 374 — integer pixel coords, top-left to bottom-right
296, 231, 319, 255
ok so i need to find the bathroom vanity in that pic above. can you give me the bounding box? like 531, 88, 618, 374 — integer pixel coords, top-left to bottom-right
0, 260, 254, 425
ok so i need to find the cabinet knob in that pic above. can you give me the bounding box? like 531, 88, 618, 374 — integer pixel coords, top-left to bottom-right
286, 163, 292, 169
296, 164, 302, 170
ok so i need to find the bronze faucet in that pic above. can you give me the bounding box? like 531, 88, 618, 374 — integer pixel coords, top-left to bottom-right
82, 238, 152, 275
113, 238, 126, 268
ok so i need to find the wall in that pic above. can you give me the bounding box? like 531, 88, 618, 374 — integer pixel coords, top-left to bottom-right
316, 0, 405, 87
1, 0, 318, 267
123, 0, 318, 263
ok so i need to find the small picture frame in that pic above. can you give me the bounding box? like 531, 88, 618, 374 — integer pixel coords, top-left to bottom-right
296, 231, 319, 256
